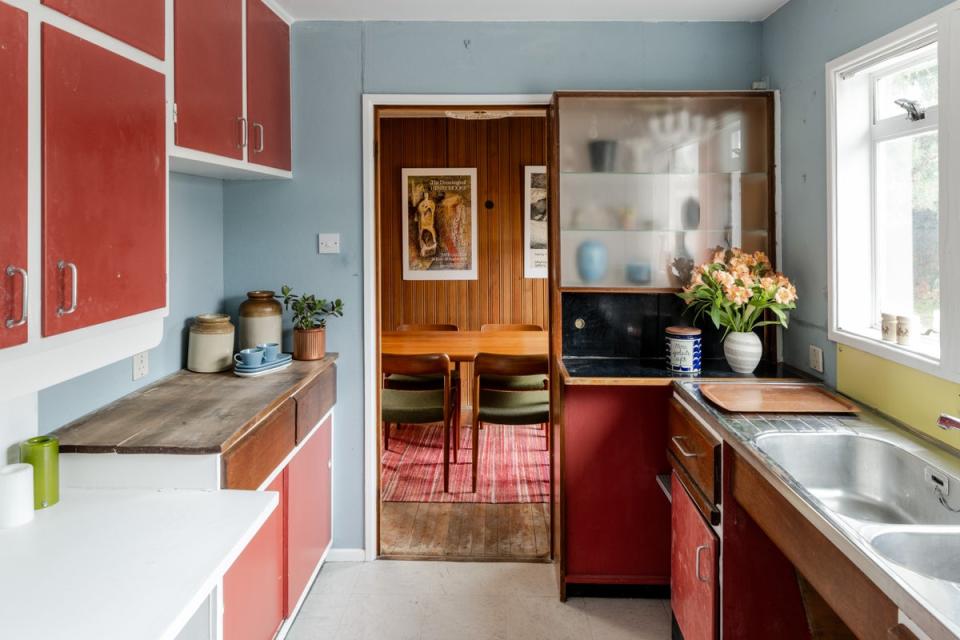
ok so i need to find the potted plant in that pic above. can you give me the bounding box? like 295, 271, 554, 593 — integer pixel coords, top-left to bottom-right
678, 248, 797, 374
278, 285, 344, 361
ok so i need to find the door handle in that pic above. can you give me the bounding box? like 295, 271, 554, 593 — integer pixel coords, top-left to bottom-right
695, 544, 710, 582
5, 266, 27, 329
57, 260, 78, 316
238, 116, 248, 149
253, 122, 265, 153
672, 435, 698, 458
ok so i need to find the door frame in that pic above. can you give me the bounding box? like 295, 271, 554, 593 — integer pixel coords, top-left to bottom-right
361, 93, 552, 560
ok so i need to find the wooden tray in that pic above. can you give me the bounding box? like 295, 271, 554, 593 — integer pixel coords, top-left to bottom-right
699, 383, 860, 414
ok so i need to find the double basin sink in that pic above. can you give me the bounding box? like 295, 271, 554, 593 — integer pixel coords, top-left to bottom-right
754, 431, 960, 584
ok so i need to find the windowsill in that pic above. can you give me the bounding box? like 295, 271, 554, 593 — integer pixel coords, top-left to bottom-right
829, 324, 948, 380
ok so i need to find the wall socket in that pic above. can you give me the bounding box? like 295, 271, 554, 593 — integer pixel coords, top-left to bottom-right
318, 233, 341, 254
132, 351, 149, 381
809, 345, 824, 373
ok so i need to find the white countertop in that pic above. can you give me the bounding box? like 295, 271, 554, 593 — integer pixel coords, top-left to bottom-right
0, 487, 277, 640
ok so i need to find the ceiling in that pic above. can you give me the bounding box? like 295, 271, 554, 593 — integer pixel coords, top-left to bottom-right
272, 0, 791, 23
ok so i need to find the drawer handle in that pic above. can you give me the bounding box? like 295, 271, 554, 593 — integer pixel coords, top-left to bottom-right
57, 261, 78, 316
5, 266, 27, 329
695, 544, 710, 582
253, 122, 265, 153
672, 435, 698, 458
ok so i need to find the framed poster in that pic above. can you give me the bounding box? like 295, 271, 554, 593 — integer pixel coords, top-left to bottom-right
524, 165, 548, 279
402, 168, 478, 281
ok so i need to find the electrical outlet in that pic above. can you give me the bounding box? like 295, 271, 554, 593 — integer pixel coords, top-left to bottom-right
318, 233, 341, 254
809, 345, 824, 373
132, 351, 149, 381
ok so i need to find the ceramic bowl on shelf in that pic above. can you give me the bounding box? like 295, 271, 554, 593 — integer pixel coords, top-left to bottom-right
625, 262, 652, 285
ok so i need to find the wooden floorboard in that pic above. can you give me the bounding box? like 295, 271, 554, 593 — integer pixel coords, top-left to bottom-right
380, 502, 550, 561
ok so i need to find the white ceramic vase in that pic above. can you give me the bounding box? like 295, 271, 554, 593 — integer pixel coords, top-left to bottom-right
724, 331, 763, 374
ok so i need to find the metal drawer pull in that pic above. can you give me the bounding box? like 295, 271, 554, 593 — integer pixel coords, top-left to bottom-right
695, 544, 710, 582
5, 266, 27, 328
57, 260, 78, 316
238, 116, 248, 148
253, 122, 265, 153
672, 435, 698, 458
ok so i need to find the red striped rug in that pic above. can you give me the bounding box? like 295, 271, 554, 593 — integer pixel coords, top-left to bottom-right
380, 423, 549, 503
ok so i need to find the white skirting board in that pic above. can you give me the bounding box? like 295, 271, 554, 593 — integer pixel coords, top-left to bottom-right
325, 548, 366, 562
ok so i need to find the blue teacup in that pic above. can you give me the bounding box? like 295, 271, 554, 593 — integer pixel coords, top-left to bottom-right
258, 342, 281, 362
235, 347, 264, 367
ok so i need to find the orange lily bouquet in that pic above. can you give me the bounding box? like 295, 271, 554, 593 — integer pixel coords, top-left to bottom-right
678, 248, 798, 335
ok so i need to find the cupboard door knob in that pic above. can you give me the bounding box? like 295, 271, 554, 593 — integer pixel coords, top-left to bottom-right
5, 266, 27, 329
327, 459, 332, 469
238, 116, 248, 149
253, 122, 265, 153
695, 544, 710, 582
57, 261, 78, 316
671, 435, 698, 458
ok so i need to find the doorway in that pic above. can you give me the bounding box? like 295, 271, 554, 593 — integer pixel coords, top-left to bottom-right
371, 102, 551, 560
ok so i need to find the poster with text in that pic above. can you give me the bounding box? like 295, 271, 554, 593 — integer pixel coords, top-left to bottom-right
524, 165, 548, 279
402, 168, 478, 280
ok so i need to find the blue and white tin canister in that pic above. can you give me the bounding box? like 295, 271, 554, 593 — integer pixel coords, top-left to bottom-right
665, 326, 702, 375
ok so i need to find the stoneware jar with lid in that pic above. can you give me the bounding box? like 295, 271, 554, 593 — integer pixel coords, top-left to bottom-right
238, 290, 283, 350
187, 314, 235, 373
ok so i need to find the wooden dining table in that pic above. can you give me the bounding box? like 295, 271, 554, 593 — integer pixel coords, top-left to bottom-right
380, 330, 549, 361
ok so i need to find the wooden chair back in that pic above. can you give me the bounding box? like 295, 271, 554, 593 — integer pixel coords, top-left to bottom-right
480, 323, 543, 332
396, 323, 459, 332
473, 353, 548, 378
382, 353, 451, 377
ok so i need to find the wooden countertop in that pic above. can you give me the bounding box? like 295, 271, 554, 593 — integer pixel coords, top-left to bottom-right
558, 356, 804, 386
53, 355, 337, 455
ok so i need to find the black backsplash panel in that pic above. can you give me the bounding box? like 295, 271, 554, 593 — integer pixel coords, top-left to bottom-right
562, 292, 727, 359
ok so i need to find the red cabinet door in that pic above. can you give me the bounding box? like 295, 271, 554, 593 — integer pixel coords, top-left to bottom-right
286, 416, 332, 616
246, 0, 290, 170
671, 473, 719, 640
41, 0, 165, 59
41, 26, 166, 337
0, 2, 28, 350
224, 473, 286, 640
174, 0, 244, 159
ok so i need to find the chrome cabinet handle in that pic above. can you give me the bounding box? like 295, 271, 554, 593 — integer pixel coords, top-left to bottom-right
327, 459, 332, 469
672, 435, 698, 458
57, 260, 78, 316
238, 116, 248, 148
695, 544, 710, 582
253, 122, 265, 153
5, 266, 27, 329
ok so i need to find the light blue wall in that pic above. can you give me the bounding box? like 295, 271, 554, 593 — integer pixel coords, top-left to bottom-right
222, 20, 764, 550
761, 0, 953, 384
40, 174, 225, 431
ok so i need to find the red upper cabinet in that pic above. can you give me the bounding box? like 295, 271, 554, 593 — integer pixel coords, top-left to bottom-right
42, 25, 166, 337
246, 0, 291, 171
286, 417, 333, 616
224, 473, 286, 640
41, 0, 165, 59
671, 473, 719, 640
0, 2, 28, 350
174, 0, 244, 159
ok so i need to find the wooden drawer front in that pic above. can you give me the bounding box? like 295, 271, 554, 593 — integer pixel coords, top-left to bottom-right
668, 399, 720, 505
294, 364, 336, 443
223, 398, 296, 489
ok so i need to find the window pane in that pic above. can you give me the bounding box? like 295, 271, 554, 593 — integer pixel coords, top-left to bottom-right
875, 46, 938, 121
875, 131, 939, 336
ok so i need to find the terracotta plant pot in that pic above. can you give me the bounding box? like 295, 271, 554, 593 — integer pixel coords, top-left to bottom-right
293, 327, 326, 360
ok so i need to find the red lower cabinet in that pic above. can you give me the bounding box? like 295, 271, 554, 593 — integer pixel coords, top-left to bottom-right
286, 417, 333, 616
224, 473, 286, 640
671, 473, 718, 640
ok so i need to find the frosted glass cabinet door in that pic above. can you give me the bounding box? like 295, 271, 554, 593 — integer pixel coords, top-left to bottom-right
555, 93, 773, 290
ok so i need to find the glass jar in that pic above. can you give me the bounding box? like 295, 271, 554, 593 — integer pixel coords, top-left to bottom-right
238, 290, 283, 350
187, 314, 235, 373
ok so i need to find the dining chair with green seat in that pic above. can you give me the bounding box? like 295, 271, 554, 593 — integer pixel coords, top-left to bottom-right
471, 353, 550, 493
477, 324, 548, 392
381, 353, 455, 493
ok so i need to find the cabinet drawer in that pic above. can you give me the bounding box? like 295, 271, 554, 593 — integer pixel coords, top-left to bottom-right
223, 398, 296, 489
668, 399, 720, 505
294, 364, 336, 443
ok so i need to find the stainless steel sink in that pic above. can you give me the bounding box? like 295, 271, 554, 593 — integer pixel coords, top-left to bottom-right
754, 433, 960, 526
870, 531, 960, 583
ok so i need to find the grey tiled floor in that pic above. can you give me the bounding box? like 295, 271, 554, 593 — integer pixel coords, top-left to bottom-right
288, 561, 671, 640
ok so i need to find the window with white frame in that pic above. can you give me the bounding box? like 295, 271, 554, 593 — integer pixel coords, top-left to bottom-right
828, 3, 960, 382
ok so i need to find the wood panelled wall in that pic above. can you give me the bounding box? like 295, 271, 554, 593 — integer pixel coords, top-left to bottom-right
377, 115, 549, 333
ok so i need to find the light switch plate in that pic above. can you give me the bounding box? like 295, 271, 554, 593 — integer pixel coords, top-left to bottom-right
809, 345, 824, 373
318, 233, 341, 254
133, 351, 149, 381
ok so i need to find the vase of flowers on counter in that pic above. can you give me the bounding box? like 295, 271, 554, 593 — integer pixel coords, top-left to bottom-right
279, 285, 344, 361
678, 248, 797, 374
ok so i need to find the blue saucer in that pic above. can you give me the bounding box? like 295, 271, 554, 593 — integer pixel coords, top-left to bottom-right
234, 352, 293, 373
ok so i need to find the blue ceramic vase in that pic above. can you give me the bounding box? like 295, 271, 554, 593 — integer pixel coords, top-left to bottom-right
577, 241, 608, 284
